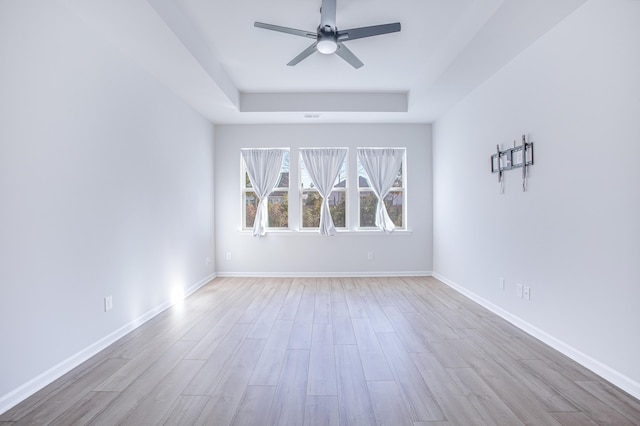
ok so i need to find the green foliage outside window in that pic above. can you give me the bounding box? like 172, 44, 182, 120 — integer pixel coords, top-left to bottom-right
267, 191, 288, 227
245, 191, 289, 228
359, 191, 403, 228
302, 191, 346, 228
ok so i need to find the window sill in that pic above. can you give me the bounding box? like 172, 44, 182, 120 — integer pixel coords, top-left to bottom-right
238, 229, 414, 236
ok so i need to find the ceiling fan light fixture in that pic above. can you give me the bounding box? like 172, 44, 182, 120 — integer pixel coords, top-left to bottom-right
317, 39, 338, 54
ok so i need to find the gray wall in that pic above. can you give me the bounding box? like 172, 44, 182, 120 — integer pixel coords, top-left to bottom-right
214, 124, 433, 276
433, 0, 640, 396
0, 0, 215, 408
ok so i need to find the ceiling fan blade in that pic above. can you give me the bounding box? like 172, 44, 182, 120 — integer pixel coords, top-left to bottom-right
337, 22, 401, 41
335, 42, 363, 69
254, 22, 317, 39
320, 0, 337, 28
287, 43, 318, 66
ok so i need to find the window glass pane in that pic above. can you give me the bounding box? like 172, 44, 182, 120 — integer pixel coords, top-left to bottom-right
334, 163, 347, 189
302, 191, 346, 228
392, 163, 403, 188
245, 172, 252, 188
359, 191, 377, 227
329, 191, 346, 227
276, 151, 290, 188
300, 161, 313, 189
359, 191, 403, 228
384, 190, 403, 227
245, 191, 257, 227
302, 191, 321, 227
357, 159, 371, 188
267, 191, 288, 227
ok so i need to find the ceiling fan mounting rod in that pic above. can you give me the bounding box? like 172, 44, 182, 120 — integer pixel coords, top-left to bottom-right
320, 0, 337, 28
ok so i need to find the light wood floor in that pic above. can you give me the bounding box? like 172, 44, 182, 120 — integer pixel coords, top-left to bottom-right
2, 277, 639, 425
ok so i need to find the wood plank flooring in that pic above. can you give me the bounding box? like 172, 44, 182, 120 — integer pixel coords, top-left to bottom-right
2, 276, 639, 425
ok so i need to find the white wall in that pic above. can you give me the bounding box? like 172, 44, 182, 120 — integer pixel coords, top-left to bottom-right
433, 0, 640, 396
214, 124, 432, 276
0, 0, 215, 408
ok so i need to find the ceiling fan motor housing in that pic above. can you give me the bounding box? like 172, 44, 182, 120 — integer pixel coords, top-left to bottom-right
316, 26, 338, 54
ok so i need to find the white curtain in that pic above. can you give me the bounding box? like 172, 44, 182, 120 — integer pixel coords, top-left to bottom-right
241, 149, 285, 237
300, 148, 347, 236
357, 148, 405, 233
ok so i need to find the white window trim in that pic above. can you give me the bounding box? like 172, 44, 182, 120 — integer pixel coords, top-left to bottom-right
237, 228, 413, 236
356, 147, 407, 231
238, 146, 409, 234
240, 148, 290, 231
299, 147, 349, 230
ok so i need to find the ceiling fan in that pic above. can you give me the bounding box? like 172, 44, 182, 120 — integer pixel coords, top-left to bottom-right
254, 0, 401, 69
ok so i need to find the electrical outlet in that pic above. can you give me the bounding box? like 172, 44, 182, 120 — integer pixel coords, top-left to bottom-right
499, 277, 505, 290
516, 284, 523, 298
226, 252, 232, 260
205, 257, 211, 264
523, 286, 531, 301
104, 296, 113, 312
367, 251, 374, 261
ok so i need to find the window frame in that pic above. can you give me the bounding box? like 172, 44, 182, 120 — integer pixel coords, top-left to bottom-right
357, 147, 407, 231
241, 148, 290, 231
299, 148, 349, 231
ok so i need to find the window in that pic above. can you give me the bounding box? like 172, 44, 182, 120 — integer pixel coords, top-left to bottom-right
358, 149, 406, 229
300, 151, 347, 229
240, 146, 407, 234
242, 150, 289, 229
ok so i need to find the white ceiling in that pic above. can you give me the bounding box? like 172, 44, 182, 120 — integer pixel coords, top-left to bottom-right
63, 0, 587, 124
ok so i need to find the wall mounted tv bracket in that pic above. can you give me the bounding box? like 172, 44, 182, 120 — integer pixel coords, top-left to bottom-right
491, 135, 534, 192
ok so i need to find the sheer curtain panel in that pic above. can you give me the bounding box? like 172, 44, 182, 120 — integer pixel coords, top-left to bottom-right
241, 149, 286, 237
300, 148, 348, 236
358, 148, 405, 233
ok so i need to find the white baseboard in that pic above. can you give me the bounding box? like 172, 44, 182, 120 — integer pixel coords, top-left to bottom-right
433, 272, 640, 401
0, 273, 216, 416
216, 271, 433, 278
